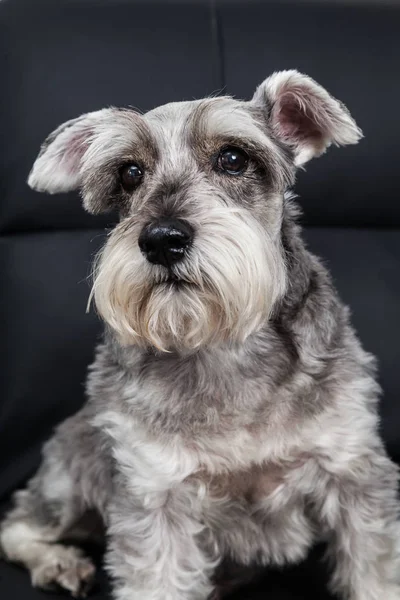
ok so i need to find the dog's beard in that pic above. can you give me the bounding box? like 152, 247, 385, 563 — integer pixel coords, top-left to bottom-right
90, 207, 287, 352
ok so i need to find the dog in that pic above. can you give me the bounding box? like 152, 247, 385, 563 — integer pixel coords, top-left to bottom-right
1, 70, 400, 600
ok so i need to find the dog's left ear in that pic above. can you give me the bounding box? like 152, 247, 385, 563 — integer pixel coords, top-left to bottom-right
252, 70, 363, 166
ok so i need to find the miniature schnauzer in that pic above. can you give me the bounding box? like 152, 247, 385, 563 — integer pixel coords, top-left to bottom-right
1, 70, 400, 600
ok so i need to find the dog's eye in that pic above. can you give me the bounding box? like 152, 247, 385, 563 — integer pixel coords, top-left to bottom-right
217, 147, 249, 175
120, 163, 144, 191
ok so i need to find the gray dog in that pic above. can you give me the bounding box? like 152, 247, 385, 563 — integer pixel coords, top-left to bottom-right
1, 70, 400, 600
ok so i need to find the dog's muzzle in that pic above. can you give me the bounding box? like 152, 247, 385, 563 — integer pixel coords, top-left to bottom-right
138, 218, 194, 268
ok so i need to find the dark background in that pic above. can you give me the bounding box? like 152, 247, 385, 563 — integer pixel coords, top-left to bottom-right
1, 0, 399, 598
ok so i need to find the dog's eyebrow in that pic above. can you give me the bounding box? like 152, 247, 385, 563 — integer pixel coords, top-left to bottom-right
189, 98, 282, 152
189, 98, 263, 141
82, 109, 158, 169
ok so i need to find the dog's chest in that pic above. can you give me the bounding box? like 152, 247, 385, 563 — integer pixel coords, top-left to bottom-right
97, 342, 314, 502
99, 404, 307, 509
120, 344, 294, 438
186, 462, 290, 505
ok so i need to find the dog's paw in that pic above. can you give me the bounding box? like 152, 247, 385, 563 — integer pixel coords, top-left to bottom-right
30, 545, 96, 598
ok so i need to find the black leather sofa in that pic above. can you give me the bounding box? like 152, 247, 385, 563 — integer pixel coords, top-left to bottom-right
1, 1, 399, 598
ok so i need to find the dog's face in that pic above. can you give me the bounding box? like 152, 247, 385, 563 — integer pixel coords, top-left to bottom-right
28, 71, 362, 352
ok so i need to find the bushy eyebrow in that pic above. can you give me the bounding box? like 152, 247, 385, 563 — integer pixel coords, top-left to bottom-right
82, 109, 159, 172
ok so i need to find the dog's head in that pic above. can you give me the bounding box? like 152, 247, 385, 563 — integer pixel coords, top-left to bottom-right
28, 71, 361, 352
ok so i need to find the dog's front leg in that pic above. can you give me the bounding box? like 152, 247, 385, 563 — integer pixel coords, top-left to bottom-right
106, 481, 217, 600
311, 448, 400, 600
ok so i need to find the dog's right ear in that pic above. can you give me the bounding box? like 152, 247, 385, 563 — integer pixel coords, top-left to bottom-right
28, 109, 114, 195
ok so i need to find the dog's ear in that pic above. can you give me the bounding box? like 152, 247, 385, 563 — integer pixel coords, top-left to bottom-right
252, 70, 363, 166
28, 109, 114, 195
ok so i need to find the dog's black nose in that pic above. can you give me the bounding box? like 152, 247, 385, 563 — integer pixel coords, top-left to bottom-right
139, 219, 194, 267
